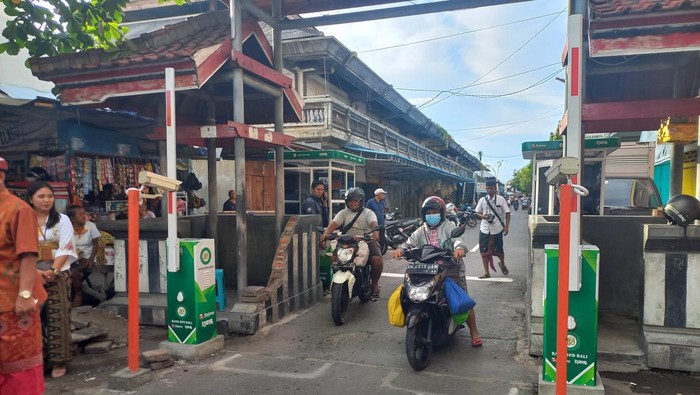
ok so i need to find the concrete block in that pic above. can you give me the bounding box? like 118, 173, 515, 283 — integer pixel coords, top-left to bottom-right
216, 317, 230, 336
229, 302, 262, 335
644, 325, 700, 372
159, 335, 224, 362
72, 305, 93, 314
242, 286, 266, 297
71, 326, 108, 343
538, 367, 605, 395
83, 340, 112, 354
141, 348, 172, 363
109, 367, 153, 391
150, 359, 175, 371
71, 318, 89, 330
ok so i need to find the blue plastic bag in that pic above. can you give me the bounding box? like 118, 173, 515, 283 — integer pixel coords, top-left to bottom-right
444, 277, 476, 315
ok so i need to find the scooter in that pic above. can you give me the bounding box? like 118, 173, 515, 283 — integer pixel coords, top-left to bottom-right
322, 226, 381, 325
457, 207, 478, 228
383, 218, 421, 254
400, 226, 467, 371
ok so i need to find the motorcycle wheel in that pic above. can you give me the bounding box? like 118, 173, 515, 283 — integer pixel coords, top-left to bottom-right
466, 217, 477, 228
380, 237, 388, 255
331, 282, 349, 326
406, 319, 432, 371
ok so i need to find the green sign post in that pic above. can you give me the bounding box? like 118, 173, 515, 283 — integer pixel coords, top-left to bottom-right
543, 245, 600, 386
167, 239, 217, 344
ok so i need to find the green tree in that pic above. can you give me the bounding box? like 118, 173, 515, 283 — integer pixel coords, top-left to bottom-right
511, 162, 532, 195
1, 0, 186, 58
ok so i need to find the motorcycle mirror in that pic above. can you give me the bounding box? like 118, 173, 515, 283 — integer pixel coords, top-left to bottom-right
450, 226, 465, 238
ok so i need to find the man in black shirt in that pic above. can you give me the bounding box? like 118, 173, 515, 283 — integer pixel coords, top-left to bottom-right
302, 180, 328, 226
223, 189, 237, 212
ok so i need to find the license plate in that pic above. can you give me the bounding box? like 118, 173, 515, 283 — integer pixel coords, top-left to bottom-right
406, 263, 438, 275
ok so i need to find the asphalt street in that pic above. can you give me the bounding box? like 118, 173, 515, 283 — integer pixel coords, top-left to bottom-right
119, 209, 539, 394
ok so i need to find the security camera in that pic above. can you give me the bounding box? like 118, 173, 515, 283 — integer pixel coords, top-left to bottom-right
138, 170, 182, 192
545, 157, 579, 186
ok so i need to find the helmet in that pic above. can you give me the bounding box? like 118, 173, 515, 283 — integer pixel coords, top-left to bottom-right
663, 194, 700, 227
421, 196, 446, 228
344, 187, 365, 209
0, 156, 7, 172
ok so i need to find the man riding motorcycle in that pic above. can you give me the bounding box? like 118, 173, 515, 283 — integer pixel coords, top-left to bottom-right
393, 196, 483, 347
320, 188, 384, 298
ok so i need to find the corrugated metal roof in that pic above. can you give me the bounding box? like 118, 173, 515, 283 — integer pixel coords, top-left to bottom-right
590, 0, 700, 17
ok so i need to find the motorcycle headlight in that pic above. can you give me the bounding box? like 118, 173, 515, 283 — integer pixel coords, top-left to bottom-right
336, 247, 354, 264
407, 281, 435, 302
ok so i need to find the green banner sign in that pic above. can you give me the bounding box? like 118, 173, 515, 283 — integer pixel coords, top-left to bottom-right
268, 150, 365, 165
542, 245, 600, 386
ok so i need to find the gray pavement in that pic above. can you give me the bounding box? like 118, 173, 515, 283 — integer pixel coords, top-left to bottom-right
46, 209, 700, 394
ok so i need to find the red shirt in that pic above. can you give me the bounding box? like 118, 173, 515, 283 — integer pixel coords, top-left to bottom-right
0, 189, 39, 312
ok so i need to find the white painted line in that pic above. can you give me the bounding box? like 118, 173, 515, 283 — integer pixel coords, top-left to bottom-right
383, 272, 513, 283
211, 354, 333, 379
465, 276, 514, 283
470, 243, 480, 252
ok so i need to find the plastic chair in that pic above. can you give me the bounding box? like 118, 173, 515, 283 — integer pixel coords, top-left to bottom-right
215, 269, 226, 312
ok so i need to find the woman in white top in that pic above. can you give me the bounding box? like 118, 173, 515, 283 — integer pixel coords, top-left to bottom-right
26, 181, 77, 379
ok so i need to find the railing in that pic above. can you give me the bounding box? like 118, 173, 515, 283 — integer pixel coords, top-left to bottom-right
280, 96, 473, 180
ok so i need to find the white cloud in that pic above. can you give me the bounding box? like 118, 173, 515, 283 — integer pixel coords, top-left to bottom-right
316, 0, 569, 180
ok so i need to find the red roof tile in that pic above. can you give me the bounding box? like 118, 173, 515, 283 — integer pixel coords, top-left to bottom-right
590, 0, 700, 17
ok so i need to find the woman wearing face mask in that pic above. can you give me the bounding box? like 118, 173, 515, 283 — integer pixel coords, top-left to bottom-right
26, 182, 78, 379
393, 196, 483, 347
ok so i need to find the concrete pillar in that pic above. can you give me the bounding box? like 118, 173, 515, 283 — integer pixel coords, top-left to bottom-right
670, 143, 684, 197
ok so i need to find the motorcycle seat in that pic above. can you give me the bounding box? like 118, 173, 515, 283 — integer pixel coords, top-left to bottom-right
385, 220, 400, 227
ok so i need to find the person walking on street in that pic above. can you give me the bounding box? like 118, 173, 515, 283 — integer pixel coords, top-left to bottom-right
475, 180, 511, 278
26, 181, 78, 379
303, 180, 329, 227
0, 157, 44, 394
366, 188, 387, 246
223, 189, 237, 212
393, 196, 483, 346
66, 205, 101, 307
320, 188, 383, 298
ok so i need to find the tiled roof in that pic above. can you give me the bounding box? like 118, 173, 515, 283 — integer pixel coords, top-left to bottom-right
590, 0, 700, 17
30, 11, 230, 77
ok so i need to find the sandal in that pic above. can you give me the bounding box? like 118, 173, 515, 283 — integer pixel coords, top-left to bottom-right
371, 290, 381, 299
478, 274, 491, 279
51, 365, 67, 378
498, 262, 509, 276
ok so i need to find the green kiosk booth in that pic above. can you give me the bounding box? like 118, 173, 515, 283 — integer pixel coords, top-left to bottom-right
270, 150, 365, 288
167, 239, 218, 344
542, 244, 601, 386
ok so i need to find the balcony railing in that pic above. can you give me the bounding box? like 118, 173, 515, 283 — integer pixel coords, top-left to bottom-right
281, 96, 473, 180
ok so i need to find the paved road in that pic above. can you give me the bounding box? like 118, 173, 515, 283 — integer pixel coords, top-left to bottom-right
126, 209, 540, 394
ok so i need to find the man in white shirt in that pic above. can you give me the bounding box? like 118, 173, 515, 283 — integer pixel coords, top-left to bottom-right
475, 180, 511, 278
66, 205, 101, 307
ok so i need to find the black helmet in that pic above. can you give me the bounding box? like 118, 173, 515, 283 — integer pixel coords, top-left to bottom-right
344, 187, 365, 209
664, 194, 700, 227
421, 196, 446, 228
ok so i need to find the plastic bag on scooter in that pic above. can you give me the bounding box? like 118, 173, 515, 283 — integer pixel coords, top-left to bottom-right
387, 284, 405, 327
444, 277, 476, 315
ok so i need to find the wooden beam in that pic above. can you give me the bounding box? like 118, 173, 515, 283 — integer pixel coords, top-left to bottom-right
280, 0, 532, 29
590, 32, 700, 57
582, 98, 700, 121
231, 51, 292, 89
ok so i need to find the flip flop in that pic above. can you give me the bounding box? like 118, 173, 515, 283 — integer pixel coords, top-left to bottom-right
478, 274, 491, 279
371, 290, 381, 299
51, 366, 67, 378
498, 262, 509, 276
471, 337, 483, 347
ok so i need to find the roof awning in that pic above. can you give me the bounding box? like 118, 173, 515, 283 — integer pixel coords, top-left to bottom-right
344, 145, 470, 182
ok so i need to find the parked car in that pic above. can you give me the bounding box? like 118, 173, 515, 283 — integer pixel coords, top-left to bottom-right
603, 176, 662, 215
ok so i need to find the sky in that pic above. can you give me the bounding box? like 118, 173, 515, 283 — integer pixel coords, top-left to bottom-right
312, 0, 569, 182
